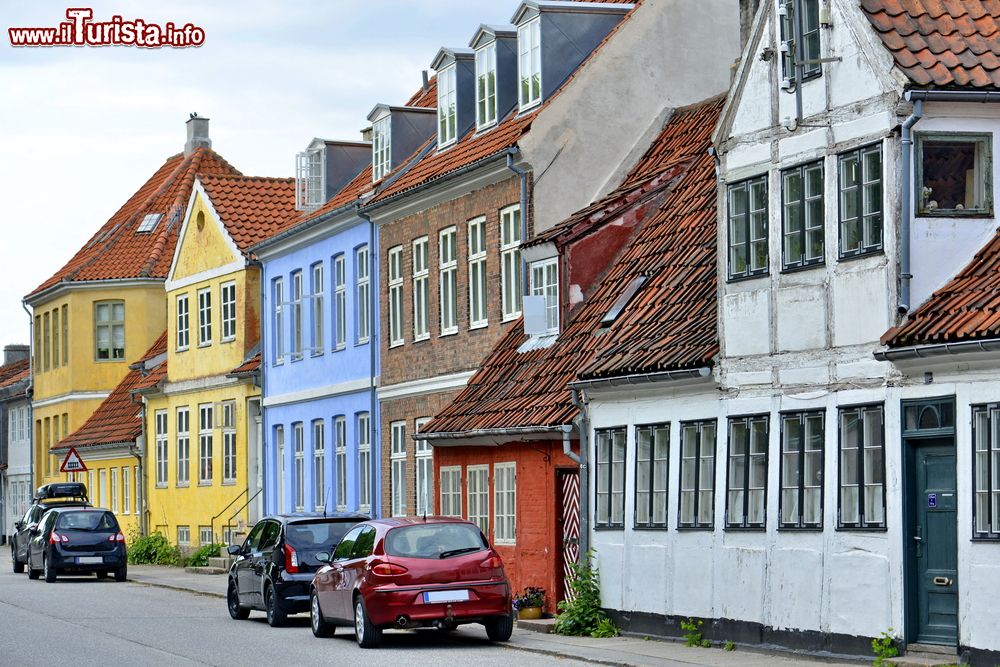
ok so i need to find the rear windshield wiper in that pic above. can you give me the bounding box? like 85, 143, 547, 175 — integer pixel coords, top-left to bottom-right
439, 547, 482, 559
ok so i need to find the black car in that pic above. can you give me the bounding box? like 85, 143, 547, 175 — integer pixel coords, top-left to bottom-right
227, 512, 368, 626
11, 482, 90, 574
25, 507, 127, 582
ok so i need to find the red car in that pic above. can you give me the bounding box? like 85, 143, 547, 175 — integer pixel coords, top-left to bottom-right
309, 517, 513, 648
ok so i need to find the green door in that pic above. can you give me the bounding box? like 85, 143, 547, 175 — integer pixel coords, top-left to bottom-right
909, 443, 958, 645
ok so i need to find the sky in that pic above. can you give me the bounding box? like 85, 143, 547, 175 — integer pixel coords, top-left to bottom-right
0, 0, 503, 350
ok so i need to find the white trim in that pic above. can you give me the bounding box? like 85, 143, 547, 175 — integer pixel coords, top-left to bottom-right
47, 447, 133, 462
158, 374, 247, 398
262, 378, 375, 407
167, 261, 244, 293
166, 179, 245, 290
378, 370, 474, 401
25, 279, 164, 307
32, 391, 110, 409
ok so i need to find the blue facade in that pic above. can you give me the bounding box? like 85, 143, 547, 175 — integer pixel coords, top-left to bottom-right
258, 212, 381, 517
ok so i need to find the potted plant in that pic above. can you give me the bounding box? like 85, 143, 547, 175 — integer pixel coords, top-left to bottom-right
513, 586, 546, 620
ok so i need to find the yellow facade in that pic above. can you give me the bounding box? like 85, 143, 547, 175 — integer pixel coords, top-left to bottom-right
142, 190, 261, 547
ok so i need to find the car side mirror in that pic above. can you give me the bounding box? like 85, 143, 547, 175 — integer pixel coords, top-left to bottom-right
316, 552, 330, 564
28, 526, 39, 535
14, 521, 22, 531
227, 545, 241, 556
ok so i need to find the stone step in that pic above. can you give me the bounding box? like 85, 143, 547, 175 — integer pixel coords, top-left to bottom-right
886, 652, 959, 667
905, 644, 957, 657
516, 618, 555, 634
184, 566, 227, 575
207, 557, 232, 570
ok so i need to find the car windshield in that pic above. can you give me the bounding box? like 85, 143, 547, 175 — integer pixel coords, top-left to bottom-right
56, 511, 118, 532
384, 524, 487, 559
285, 520, 358, 549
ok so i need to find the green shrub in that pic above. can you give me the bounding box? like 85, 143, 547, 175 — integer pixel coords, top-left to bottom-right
553, 551, 607, 636
680, 617, 711, 648
183, 543, 224, 567
872, 629, 899, 667
128, 532, 181, 565
724, 640, 736, 652
591, 617, 620, 638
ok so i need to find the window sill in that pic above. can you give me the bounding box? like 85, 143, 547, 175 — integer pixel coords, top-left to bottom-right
437, 137, 458, 152
676, 525, 714, 532
723, 525, 766, 532
222, 480, 236, 486
632, 525, 670, 531
197, 482, 213, 487
155, 484, 167, 489
413, 335, 430, 343
594, 525, 625, 531
439, 330, 458, 338
176, 482, 190, 488
917, 210, 994, 219
311, 351, 324, 358
780, 261, 825, 275
290, 356, 303, 363
197, 342, 212, 349
389, 341, 404, 349
469, 322, 488, 331
494, 540, 515, 546
332, 345, 346, 353
221, 337, 235, 344
776, 526, 824, 532
971, 536, 1000, 542
727, 271, 769, 284
176, 346, 189, 353
356, 339, 370, 347
838, 248, 884, 263
519, 99, 542, 114
501, 313, 522, 323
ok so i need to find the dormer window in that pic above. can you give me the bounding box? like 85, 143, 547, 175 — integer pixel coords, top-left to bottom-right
475, 43, 497, 129
372, 116, 391, 182
518, 18, 541, 110
530, 258, 559, 334
295, 147, 324, 210
437, 65, 458, 147
778, 0, 821, 87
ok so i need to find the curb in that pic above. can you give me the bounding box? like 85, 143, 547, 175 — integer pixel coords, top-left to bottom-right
128, 578, 225, 599
498, 641, 625, 667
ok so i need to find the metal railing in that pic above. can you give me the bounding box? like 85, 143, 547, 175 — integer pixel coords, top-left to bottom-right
224, 487, 261, 546
209, 488, 247, 546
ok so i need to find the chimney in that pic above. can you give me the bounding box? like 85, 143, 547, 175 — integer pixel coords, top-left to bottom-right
185, 113, 211, 156
739, 0, 761, 51
3, 344, 29, 366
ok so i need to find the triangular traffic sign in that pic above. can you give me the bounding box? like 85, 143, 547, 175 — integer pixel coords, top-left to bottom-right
60, 447, 88, 473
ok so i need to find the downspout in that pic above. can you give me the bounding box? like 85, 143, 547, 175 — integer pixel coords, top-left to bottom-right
358, 208, 379, 518
21, 300, 34, 492
130, 392, 148, 537
506, 151, 530, 304
570, 389, 590, 561
253, 257, 267, 519
899, 98, 923, 313
793, 0, 805, 126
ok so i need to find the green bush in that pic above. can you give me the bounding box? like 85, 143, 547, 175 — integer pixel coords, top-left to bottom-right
184, 543, 225, 567
128, 532, 181, 565
680, 617, 711, 648
553, 551, 607, 636
591, 617, 620, 638
872, 629, 899, 667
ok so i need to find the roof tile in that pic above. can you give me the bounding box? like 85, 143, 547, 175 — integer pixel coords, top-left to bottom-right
198, 175, 297, 254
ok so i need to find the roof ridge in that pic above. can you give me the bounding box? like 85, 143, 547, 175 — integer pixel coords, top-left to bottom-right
199, 173, 295, 183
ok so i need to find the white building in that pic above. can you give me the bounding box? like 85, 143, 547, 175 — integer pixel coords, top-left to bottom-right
584, 1, 1000, 664
1, 346, 31, 541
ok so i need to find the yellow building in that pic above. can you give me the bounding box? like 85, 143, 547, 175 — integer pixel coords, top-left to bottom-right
24, 117, 240, 532
139, 173, 295, 547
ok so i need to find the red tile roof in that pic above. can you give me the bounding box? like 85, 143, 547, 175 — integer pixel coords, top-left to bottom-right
882, 226, 1000, 347
198, 175, 297, 254
28, 148, 241, 301
861, 0, 1000, 88
0, 359, 30, 392
228, 351, 261, 377
56, 333, 167, 450
423, 98, 722, 435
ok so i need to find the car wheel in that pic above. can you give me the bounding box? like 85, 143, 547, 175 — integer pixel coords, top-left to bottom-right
27, 556, 40, 580
310, 590, 335, 638
114, 564, 127, 583
43, 555, 57, 583
484, 613, 514, 642
228, 580, 250, 620
354, 596, 382, 649
12, 547, 24, 574
265, 585, 286, 627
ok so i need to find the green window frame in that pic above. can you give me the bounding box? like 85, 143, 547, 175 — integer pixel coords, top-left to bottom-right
634, 423, 669, 529
726, 415, 768, 530
781, 160, 824, 270
679, 420, 716, 529
780, 410, 824, 529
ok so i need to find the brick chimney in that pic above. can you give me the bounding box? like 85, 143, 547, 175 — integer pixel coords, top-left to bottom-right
740, 0, 761, 50
3, 344, 29, 366
185, 113, 211, 156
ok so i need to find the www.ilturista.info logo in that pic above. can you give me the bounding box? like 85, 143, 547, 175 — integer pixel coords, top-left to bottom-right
8, 8, 205, 48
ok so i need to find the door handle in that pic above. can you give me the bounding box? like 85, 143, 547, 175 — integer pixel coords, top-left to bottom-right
933, 576, 953, 587
912, 535, 923, 543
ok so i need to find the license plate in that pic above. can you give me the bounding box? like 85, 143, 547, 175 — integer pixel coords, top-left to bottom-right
76, 556, 103, 565
423, 589, 470, 604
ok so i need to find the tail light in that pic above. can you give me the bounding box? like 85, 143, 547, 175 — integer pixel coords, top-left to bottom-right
371, 562, 409, 576
480, 554, 504, 569
284, 544, 300, 573
49, 532, 68, 545
108, 532, 126, 543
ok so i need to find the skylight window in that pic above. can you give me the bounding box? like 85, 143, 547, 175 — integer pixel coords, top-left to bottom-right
437, 65, 458, 147
600, 276, 648, 327
137, 213, 163, 233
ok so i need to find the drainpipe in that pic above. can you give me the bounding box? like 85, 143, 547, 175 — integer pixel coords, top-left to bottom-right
570, 388, 590, 561
358, 208, 379, 518
792, 0, 805, 127
130, 392, 148, 537
21, 300, 34, 492
252, 257, 267, 520
506, 151, 530, 305
898, 97, 923, 313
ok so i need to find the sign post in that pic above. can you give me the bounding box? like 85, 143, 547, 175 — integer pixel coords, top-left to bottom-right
60, 446, 88, 473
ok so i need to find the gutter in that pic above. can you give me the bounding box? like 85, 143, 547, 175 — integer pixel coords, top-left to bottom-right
569, 367, 712, 391
419, 424, 569, 443
357, 209, 379, 518
875, 337, 1000, 362
506, 149, 530, 301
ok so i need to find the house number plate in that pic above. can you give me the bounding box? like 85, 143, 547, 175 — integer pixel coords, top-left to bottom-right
927, 494, 937, 508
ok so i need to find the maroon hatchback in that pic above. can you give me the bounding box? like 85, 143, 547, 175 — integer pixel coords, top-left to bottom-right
309, 517, 513, 648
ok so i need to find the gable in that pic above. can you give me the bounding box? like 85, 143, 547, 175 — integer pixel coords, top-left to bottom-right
168, 187, 242, 287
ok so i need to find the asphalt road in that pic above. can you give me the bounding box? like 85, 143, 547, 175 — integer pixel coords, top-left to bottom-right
0, 551, 583, 667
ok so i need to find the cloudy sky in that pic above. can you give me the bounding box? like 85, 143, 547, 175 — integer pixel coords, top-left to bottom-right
0, 0, 501, 351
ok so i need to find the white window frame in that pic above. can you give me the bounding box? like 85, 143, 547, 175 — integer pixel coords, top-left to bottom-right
294, 422, 305, 512
94, 300, 125, 361
311, 262, 324, 356
176, 294, 190, 351
467, 465, 489, 534
273, 277, 284, 364
98, 469, 107, 507
517, 18, 542, 110
197, 288, 212, 347
275, 425, 285, 513
437, 64, 458, 147
220, 281, 236, 342
176, 407, 190, 487
468, 217, 487, 328
222, 401, 237, 485
440, 466, 462, 517
494, 462, 516, 544
356, 246, 370, 344
313, 419, 325, 510
177, 525, 190, 546
372, 116, 391, 181
412, 237, 429, 341
335, 416, 347, 511
199, 526, 213, 546
439, 227, 458, 335
530, 258, 559, 334
391, 421, 407, 517
122, 466, 131, 514
500, 205, 523, 320
415, 418, 433, 517
198, 404, 213, 485
291, 270, 303, 360
155, 410, 168, 488
388, 246, 404, 347
333, 255, 346, 350
295, 147, 324, 210
358, 413, 371, 511
475, 42, 498, 130
111, 467, 119, 513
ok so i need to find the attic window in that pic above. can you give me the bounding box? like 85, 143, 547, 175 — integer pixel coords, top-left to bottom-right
137, 213, 163, 233
517, 18, 541, 110
437, 65, 458, 147
295, 148, 324, 210
475, 43, 498, 129
600, 276, 648, 327
372, 116, 391, 181
778, 0, 821, 87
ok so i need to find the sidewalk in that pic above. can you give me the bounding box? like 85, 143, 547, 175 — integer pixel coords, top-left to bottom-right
128, 566, 864, 667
